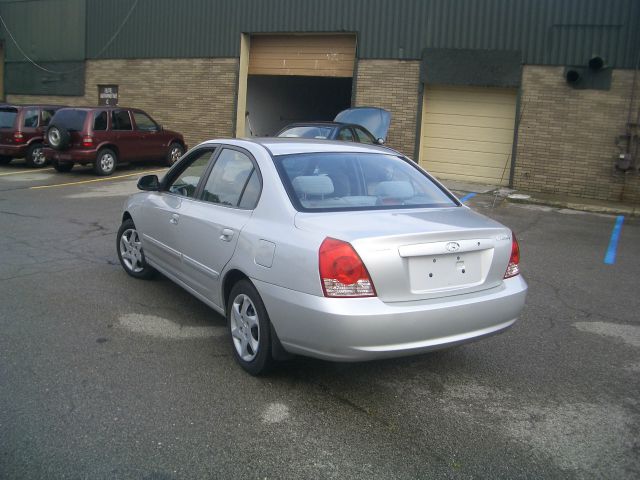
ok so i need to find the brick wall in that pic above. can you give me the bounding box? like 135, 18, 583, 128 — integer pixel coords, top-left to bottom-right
514, 66, 640, 203
355, 60, 421, 157
7, 58, 238, 149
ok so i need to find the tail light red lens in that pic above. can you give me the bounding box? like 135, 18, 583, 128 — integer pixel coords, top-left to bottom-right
504, 233, 521, 279
13, 132, 25, 143
319, 237, 376, 297
82, 136, 94, 147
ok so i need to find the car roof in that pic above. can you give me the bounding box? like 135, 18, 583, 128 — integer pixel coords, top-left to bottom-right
0, 104, 65, 109
200, 137, 399, 156
280, 122, 341, 128
55, 106, 141, 112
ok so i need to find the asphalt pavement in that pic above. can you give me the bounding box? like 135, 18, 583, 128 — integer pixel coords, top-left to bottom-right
1, 160, 638, 479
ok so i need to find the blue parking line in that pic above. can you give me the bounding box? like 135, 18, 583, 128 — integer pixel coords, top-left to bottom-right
604, 215, 624, 265
460, 193, 477, 203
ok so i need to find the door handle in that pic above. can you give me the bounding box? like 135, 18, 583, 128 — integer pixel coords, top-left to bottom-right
220, 228, 235, 242
170, 213, 179, 225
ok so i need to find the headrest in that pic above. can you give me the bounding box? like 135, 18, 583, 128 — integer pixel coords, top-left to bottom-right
375, 181, 414, 199
292, 175, 334, 196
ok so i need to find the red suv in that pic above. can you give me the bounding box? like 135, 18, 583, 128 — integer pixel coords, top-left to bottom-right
44, 107, 187, 176
0, 104, 64, 167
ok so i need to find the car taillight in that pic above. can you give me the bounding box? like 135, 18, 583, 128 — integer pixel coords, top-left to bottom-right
319, 237, 376, 297
82, 136, 94, 147
13, 132, 25, 143
504, 233, 521, 279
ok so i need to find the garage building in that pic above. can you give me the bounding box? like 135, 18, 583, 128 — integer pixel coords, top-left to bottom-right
1, 0, 639, 203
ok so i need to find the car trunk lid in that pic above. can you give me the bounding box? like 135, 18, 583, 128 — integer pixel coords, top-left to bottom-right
295, 208, 514, 302
333, 107, 391, 142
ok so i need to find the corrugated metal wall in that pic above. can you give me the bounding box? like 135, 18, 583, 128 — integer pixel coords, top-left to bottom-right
0, 0, 85, 62
0, 0, 86, 95
84, 0, 640, 68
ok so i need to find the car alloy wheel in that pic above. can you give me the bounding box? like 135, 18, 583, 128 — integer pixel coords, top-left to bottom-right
170, 146, 182, 162
166, 142, 184, 166
100, 153, 115, 171
230, 293, 261, 362
31, 146, 45, 166
119, 227, 144, 274
95, 148, 117, 176
116, 218, 155, 280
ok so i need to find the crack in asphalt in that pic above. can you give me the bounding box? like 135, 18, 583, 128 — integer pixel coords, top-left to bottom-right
0, 209, 44, 219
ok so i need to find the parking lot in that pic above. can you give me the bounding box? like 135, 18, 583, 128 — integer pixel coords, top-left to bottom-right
1, 159, 638, 479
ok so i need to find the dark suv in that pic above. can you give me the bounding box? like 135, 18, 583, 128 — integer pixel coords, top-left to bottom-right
0, 104, 64, 167
44, 106, 187, 176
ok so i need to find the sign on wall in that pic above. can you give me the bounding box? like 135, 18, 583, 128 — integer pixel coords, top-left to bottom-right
98, 85, 119, 105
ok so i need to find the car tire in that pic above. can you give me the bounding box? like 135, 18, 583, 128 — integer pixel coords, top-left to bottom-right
53, 161, 73, 172
227, 280, 274, 376
0, 155, 11, 165
165, 142, 184, 166
116, 218, 156, 280
46, 124, 71, 151
25, 143, 47, 168
94, 148, 117, 176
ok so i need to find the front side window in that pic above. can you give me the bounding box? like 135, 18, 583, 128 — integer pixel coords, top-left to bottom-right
354, 127, 375, 144
93, 111, 107, 131
166, 149, 215, 198
23, 109, 39, 128
337, 128, 355, 141
201, 149, 259, 208
132, 111, 158, 131
111, 110, 132, 130
274, 152, 458, 211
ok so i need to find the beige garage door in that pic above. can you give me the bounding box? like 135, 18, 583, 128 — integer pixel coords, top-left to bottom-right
249, 35, 356, 77
419, 86, 517, 186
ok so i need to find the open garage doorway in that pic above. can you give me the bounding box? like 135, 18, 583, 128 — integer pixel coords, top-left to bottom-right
246, 75, 352, 136
236, 34, 357, 137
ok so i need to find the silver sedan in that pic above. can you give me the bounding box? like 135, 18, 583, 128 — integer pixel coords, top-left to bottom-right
117, 139, 527, 375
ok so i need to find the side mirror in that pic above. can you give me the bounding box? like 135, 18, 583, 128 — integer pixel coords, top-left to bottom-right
137, 174, 159, 191
377, 138, 385, 145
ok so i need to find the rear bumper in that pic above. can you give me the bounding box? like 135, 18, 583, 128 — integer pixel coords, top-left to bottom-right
0, 144, 27, 158
255, 275, 528, 361
44, 147, 97, 163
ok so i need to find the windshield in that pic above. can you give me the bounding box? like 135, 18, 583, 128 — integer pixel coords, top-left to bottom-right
277, 126, 333, 139
51, 109, 87, 132
0, 108, 18, 128
273, 152, 458, 212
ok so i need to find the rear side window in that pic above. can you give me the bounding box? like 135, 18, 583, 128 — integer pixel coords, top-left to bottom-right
278, 126, 333, 139
51, 109, 87, 132
0, 108, 18, 128
111, 110, 132, 130
93, 111, 107, 131
23, 109, 39, 128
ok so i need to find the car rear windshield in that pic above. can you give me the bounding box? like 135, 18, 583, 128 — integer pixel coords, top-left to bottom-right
0, 108, 18, 128
51, 109, 87, 132
278, 126, 333, 139
273, 152, 459, 212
